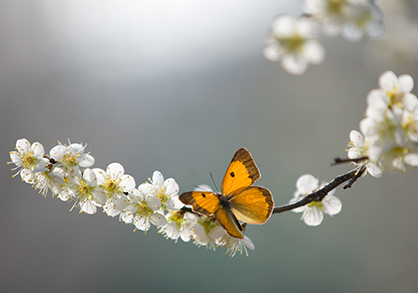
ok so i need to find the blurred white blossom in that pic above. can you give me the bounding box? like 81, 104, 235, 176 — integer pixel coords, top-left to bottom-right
264, 15, 325, 75
303, 0, 385, 42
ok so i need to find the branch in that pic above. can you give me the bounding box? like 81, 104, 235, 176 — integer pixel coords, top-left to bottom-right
273, 168, 359, 214
331, 156, 368, 166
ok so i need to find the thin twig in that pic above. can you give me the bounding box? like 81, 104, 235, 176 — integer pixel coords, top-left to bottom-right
273, 168, 358, 214
331, 156, 368, 166
343, 166, 365, 189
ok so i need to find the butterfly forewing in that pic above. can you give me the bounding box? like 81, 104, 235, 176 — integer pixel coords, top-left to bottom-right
179, 191, 221, 216
229, 186, 274, 224
215, 207, 244, 239
221, 148, 261, 196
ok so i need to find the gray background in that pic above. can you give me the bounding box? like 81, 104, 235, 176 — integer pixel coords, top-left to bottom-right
1, 1, 418, 292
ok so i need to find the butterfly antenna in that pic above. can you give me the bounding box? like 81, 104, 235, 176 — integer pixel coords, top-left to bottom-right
210, 172, 219, 193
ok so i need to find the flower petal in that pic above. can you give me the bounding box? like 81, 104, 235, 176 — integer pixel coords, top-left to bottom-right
263, 44, 282, 62
405, 153, 418, 167
120, 174, 136, 192
323, 195, 342, 216
302, 40, 325, 64
272, 15, 296, 37
379, 71, 397, 91
78, 154, 95, 168
366, 162, 383, 178
150, 213, 168, 227
398, 74, 414, 93
106, 162, 125, 179
81, 201, 97, 215
349, 130, 364, 146
281, 54, 308, 75
31, 142, 45, 158
296, 174, 318, 195
16, 138, 30, 154
302, 207, 324, 226
151, 171, 163, 188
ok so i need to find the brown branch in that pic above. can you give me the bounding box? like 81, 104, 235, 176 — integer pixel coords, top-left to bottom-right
331, 156, 368, 166
273, 168, 359, 214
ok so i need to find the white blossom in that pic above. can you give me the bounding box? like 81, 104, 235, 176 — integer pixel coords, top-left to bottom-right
93, 162, 135, 217
50, 141, 95, 174
159, 211, 199, 242
303, 0, 385, 42
347, 130, 383, 177
139, 171, 183, 211
33, 164, 66, 196
289, 174, 342, 226
121, 188, 166, 232
9, 138, 49, 178
264, 15, 325, 75
193, 217, 225, 250
65, 168, 107, 214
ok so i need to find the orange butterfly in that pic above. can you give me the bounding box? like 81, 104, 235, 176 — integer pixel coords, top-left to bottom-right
179, 148, 274, 239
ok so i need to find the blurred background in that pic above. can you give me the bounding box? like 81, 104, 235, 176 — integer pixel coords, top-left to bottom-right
1, 0, 418, 292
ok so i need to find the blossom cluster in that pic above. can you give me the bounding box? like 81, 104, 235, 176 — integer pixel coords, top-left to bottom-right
8, 140, 253, 256
348, 71, 418, 174
287, 70, 416, 226
264, 0, 385, 75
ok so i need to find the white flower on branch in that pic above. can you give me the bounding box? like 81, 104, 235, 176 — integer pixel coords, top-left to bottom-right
9, 138, 49, 180
121, 188, 167, 232
139, 171, 183, 212
289, 174, 342, 226
367, 71, 417, 112
264, 15, 325, 75
33, 164, 66, 196
93, 162, 135, 217
50, 141, 95, 175
159, 211, 199, 242
347, 130, 383, 177
193, 217, 225, 250
65, 168, 107, 214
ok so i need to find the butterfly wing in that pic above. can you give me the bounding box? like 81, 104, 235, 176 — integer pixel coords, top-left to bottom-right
229, 186, 274, 224
179, 191, 220, 216
221, 148, 261, 196
215, 207, 244, 239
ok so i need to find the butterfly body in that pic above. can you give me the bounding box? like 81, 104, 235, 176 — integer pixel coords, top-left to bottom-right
179, 148, 274, 239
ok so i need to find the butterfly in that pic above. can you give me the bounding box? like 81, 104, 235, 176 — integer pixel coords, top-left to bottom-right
179, 148, 274, 239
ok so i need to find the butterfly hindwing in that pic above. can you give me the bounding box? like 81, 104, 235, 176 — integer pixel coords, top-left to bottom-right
221, 148, 261, 196
215, 207, 244, 239
229, 186, 274, 224
179, 191, 220, 216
